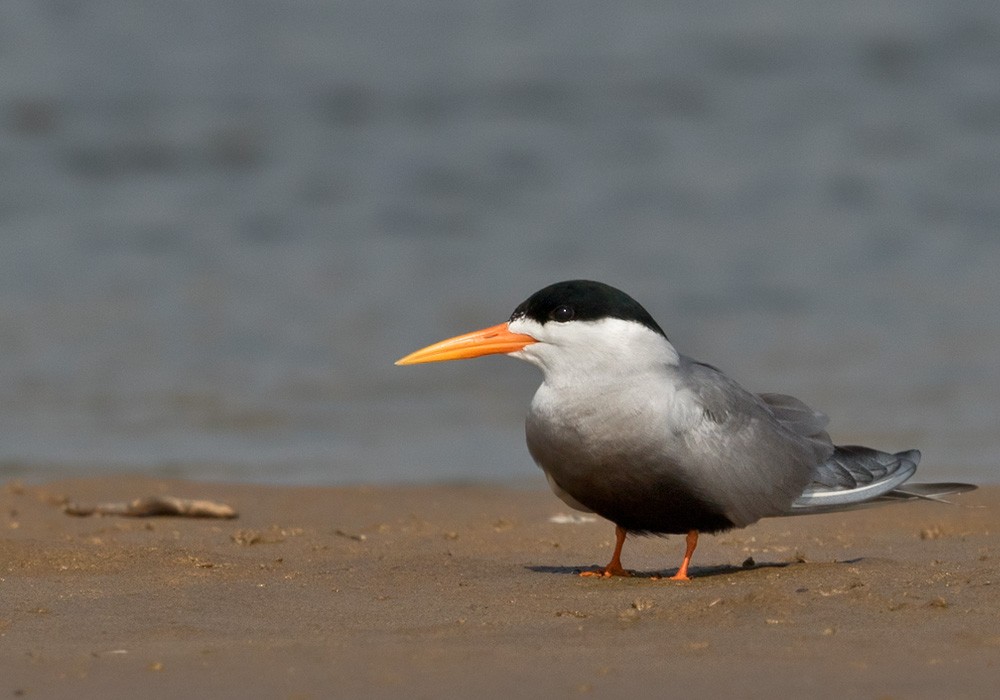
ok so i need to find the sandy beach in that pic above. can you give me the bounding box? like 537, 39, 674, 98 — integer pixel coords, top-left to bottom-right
1, 476, 995, 698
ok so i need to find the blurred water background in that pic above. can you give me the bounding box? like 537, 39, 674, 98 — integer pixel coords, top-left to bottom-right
1, 1, 998, 485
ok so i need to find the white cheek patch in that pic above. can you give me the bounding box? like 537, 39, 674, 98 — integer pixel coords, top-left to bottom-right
506, 316, 681, 386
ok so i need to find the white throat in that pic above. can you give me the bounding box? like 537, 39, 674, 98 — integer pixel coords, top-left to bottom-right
507, 316, 680, 388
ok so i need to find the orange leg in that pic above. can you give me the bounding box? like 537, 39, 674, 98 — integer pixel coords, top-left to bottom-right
669, 530, 699, 581
580, 525, 631, 577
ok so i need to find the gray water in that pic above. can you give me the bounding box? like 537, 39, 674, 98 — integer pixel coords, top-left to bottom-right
1, 1, 998, 485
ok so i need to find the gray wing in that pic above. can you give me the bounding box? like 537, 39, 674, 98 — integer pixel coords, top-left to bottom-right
757, 392, 835, 464
678, 361, 830, 525
758, 393, 831, 443
755, 395, 947, 513
790, 446, 919, 512
789, 448, 975, 513
687, 364, 834, 463
687, 365, 977, 517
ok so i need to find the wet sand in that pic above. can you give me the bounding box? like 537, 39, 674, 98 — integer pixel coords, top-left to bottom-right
1, 477, 995, 699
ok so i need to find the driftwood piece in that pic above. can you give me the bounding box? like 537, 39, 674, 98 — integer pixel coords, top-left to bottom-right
64, 496, 238, 519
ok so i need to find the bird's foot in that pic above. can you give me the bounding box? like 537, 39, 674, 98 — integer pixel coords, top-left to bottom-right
579, 563, 632, 578
648, 571, 691, 582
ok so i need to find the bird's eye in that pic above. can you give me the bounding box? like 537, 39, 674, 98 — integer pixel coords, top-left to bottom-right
550, 305, 574, 322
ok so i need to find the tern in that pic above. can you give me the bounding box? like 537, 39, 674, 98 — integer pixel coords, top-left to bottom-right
397, 280, 973, 580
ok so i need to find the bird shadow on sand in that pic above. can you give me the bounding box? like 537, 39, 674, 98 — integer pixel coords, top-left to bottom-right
527, 557, 866, 579
526, 561, 791, 579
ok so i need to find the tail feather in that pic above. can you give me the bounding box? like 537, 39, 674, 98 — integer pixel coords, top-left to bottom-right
787, 447, 974, 515
878, 482, 978, 503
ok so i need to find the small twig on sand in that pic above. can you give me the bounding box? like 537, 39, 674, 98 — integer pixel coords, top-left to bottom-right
64, 496, 238, 519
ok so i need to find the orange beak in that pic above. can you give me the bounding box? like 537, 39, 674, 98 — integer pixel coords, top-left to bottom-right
395, 322, 537, 365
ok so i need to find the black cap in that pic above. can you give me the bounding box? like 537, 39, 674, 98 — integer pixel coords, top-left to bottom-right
509, 280, 667, 338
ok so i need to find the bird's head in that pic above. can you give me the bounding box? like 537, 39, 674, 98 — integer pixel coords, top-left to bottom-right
396, 280, 677, 382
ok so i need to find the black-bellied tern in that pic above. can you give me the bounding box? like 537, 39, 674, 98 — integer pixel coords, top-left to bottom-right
397, 280, 974, 579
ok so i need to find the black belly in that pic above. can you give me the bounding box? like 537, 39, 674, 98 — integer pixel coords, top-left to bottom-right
528, 416, 741, 535
599, 489, 737, 535
548, 465, 737, 535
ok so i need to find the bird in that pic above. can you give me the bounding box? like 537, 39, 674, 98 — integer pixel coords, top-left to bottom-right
396, 280, 974, 580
